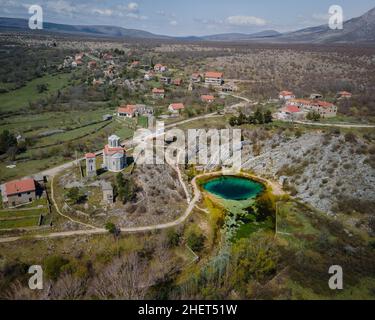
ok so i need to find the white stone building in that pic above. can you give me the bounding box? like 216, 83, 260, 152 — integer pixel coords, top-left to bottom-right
204, 72, 224, 86
103, 135, 126, 172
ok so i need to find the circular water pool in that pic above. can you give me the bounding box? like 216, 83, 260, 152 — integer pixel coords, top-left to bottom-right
203, 176, 264, 201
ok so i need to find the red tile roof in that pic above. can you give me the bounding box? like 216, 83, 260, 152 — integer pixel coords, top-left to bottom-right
201, 95, 215, 102
315, 101, 334, 108
282, 105, 301, 113
290, 98, 311, 104
205, 71, 223, 78
85, 153, 96, 159
118, 105, 136, 114
104, 144, 125, 156
5, 178, 35, 196
290, 99, 335, 109
173, 79, 182, 85
338, 91, 352, 96
280, 91, 294, 96
152, 88, 165, 94
169, 103, 185, 110
154, 64, 166, 70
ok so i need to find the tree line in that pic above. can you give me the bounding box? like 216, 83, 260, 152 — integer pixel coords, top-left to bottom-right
229, 109, 273, 127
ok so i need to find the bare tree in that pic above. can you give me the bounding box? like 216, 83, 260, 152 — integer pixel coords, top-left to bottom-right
88, 253, 154, 300
47, 274, 87, 300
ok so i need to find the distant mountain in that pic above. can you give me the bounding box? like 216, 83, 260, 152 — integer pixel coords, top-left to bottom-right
1, 6, 375, 44
269, 7, 375, 43
201, 30, 281, 41
0, 17, 172, 40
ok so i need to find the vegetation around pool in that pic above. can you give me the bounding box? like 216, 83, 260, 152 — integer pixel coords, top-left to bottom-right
201, 175, 275, 241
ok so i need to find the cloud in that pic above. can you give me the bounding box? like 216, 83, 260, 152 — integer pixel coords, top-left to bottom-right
46, 0, 79, 14
127, 2, 139, 13
114, 2, 147, 20
92, 8, 113, 17
226, 15, 267, 27
169, 20, 178, 26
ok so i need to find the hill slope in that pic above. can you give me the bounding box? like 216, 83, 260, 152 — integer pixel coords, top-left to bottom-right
0, 17, 171, 40
273, 7, 375, 43
1, 6, 375, 43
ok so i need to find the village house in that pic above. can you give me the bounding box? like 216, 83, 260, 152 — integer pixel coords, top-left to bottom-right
104, 66, 116, 79
62, 56, 74, 68
160, 76, 172, 85
221, 83, 238, 92
88, 61, 97, 70
152, 88, 165, 99
168, 103, 185, 114
191, 73, 202, 83
288, 98, 311, 108
276, 105, 306, 120
201, 95, 215, 103
92, 78, 104, 86
103, 135, 126, 173
118, 105, 137, 118
338, 91, 352, 99
154, 64, 168, 73
205, 71, 224, 86
103, 53, 113, 61
135, 104, 154, 116
279, 91, 296, 100
310, 93, 323, 99
144, 71, 155, 81
309, 101, 338, 118
2, 178, 37, 208
75, 52, 85, 61
131, 60, 140, 68
118, 104, 153, 118
289, 99, 338, 118
173, 78, 183, 86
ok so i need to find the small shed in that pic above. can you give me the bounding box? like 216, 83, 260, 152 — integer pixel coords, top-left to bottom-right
101, 181, 114, 204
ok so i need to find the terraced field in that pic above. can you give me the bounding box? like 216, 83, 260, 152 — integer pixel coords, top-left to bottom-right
0, 207, 47, 229
0, 73, 72, 112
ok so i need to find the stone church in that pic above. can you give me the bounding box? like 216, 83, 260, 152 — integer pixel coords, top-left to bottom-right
103, 135, 126, 172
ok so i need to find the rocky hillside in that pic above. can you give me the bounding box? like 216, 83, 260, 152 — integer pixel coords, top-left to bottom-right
241, 129, 375, 215
265, 7, 375, 44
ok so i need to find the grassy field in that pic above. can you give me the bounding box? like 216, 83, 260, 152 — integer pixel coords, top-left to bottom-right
0, 217, 40, 229
137, 115, 148, 128
0, 108, 114, 135
0, 119, 135, 182
0, 73, 72, 112
0, 208, 45, 218
32, 121, 111, 148
0, 207, 47, 229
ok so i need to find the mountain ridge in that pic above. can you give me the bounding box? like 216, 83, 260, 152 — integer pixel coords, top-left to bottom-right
1, 6, 375, 43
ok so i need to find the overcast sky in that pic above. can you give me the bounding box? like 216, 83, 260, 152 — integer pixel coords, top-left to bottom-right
0, 0, 374, 36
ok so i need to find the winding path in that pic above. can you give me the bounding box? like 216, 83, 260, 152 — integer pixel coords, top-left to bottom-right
0, 167, 283, 243
0, 105, 282, 244
282, 119, 375, 129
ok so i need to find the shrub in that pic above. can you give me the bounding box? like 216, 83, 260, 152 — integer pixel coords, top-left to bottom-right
344, 132, 357, 143
187, 232, 205, 252
167, 230, 181, 247
44, 256, 69, 281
